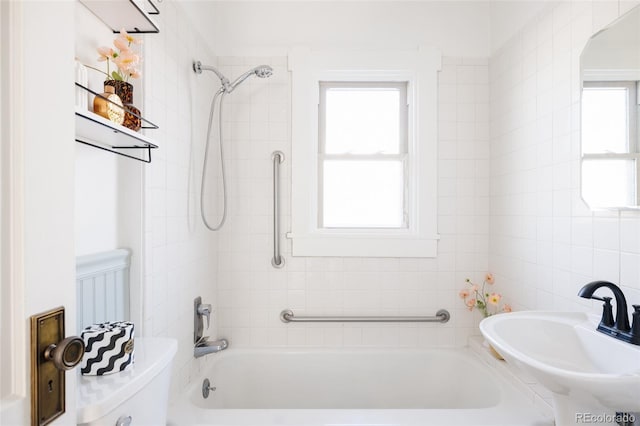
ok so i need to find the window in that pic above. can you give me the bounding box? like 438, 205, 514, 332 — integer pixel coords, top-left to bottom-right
582, 81, 639, 206
319, 82, 408, 229
289, 48, 441, 257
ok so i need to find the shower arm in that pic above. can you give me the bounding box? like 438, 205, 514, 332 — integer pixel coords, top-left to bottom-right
193, 61, 231, 92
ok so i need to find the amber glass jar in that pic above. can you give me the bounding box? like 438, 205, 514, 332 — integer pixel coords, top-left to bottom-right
104, 80, 142, 131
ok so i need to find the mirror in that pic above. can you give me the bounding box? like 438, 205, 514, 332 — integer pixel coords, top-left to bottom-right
580, 6, 640, 209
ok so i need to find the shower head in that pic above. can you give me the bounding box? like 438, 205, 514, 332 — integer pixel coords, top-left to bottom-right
254, 65, 273, 79
228, 65, 274, 92
194, 60, 273, 94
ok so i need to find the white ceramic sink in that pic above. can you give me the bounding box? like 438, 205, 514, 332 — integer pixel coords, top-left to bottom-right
480, 311, 640, 426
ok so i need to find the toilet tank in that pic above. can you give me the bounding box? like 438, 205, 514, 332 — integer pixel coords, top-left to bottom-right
77, 337, 177, 426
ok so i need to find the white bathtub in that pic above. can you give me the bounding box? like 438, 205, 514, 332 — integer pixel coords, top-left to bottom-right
168, 348, 551, 426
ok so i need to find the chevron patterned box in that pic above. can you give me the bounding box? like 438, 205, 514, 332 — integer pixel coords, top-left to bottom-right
80, 321, 135, 376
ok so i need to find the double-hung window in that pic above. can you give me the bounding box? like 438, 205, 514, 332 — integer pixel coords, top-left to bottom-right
289, 48, 441, 257
319, 82, 408, 229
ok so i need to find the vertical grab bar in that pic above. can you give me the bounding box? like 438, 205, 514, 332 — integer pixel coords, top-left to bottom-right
271, 151, 285, 268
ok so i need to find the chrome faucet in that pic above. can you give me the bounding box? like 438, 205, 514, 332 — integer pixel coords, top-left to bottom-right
578, 281, 640, 345
194, 297, 228, 358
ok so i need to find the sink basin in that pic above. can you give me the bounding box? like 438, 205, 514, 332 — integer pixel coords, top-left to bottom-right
480, 311, 640, 426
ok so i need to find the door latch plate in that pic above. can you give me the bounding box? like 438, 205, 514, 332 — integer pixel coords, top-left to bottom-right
30, 307, 66, 426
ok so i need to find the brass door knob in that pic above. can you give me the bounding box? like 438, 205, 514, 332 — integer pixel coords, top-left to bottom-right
44, 336, 85, 371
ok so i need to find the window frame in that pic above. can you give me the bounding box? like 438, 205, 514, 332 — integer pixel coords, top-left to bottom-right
288, 48, 441, 257
582, 81, 640, 206
318, 81, 409, 229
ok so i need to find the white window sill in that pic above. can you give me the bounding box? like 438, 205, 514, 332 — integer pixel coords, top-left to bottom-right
287, 233, 439, 258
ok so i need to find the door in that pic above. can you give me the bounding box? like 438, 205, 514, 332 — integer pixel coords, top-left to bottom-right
1, 1, 78, 425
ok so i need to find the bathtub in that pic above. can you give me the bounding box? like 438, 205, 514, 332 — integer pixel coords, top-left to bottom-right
168, 348, 551, 426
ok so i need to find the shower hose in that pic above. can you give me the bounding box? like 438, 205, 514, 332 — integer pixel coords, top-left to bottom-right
200, 88, 227, 231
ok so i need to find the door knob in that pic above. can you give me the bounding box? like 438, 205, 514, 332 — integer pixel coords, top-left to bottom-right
31, 307, 86, 425
44, 336, 85, 370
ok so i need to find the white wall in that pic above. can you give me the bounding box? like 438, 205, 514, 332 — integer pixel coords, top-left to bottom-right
139, 0, 219, 398
489, 0, 640, 314
487, 0, 640, 407
178, 0, 494, 349
183, 1, 491, 57
184, 0, 560, 59
196, 0, 640, 351
209, 54, 491, 348
489, 1, 554, 54
178, 0, 505, 349
74, 4, 120, 257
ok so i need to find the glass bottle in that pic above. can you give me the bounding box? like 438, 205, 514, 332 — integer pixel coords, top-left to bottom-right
93, 85, 124, 125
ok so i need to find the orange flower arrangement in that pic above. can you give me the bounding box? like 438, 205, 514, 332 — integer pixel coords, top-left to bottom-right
459, 273, 512, 317
95, 29, 142, 82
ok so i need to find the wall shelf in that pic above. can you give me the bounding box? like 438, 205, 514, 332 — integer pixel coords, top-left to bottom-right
75, 106, 159, 163
79, 0, 160, 34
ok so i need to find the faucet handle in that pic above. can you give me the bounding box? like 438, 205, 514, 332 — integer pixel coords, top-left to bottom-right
598, 297, 614, 327
197, 303, 212, 329
631, 305, 640, 342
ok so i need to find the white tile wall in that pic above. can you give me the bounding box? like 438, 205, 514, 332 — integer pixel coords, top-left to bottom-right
211, 56, 491, 349
489, 1, 640, 317
73, 0, 640, 408
488, 2, 640, 408
141, 1, 219, 398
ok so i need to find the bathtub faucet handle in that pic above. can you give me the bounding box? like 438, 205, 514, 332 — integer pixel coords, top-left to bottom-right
197, 303, 212, 329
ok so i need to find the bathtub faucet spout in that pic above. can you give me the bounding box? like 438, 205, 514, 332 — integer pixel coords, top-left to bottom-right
195, 338, 228, 358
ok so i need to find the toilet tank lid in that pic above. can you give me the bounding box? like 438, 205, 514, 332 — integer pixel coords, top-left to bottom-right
77, 337, 177, 424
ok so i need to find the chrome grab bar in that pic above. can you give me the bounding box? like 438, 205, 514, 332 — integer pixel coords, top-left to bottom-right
271, 151, 285, 268
280, 309, 450, 323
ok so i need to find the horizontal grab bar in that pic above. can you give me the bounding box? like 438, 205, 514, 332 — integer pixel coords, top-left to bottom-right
279, 309, 450, 323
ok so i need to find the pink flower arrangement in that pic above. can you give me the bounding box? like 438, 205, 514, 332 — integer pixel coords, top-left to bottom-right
95, 29, 142, 82
459, 273, 512, 317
